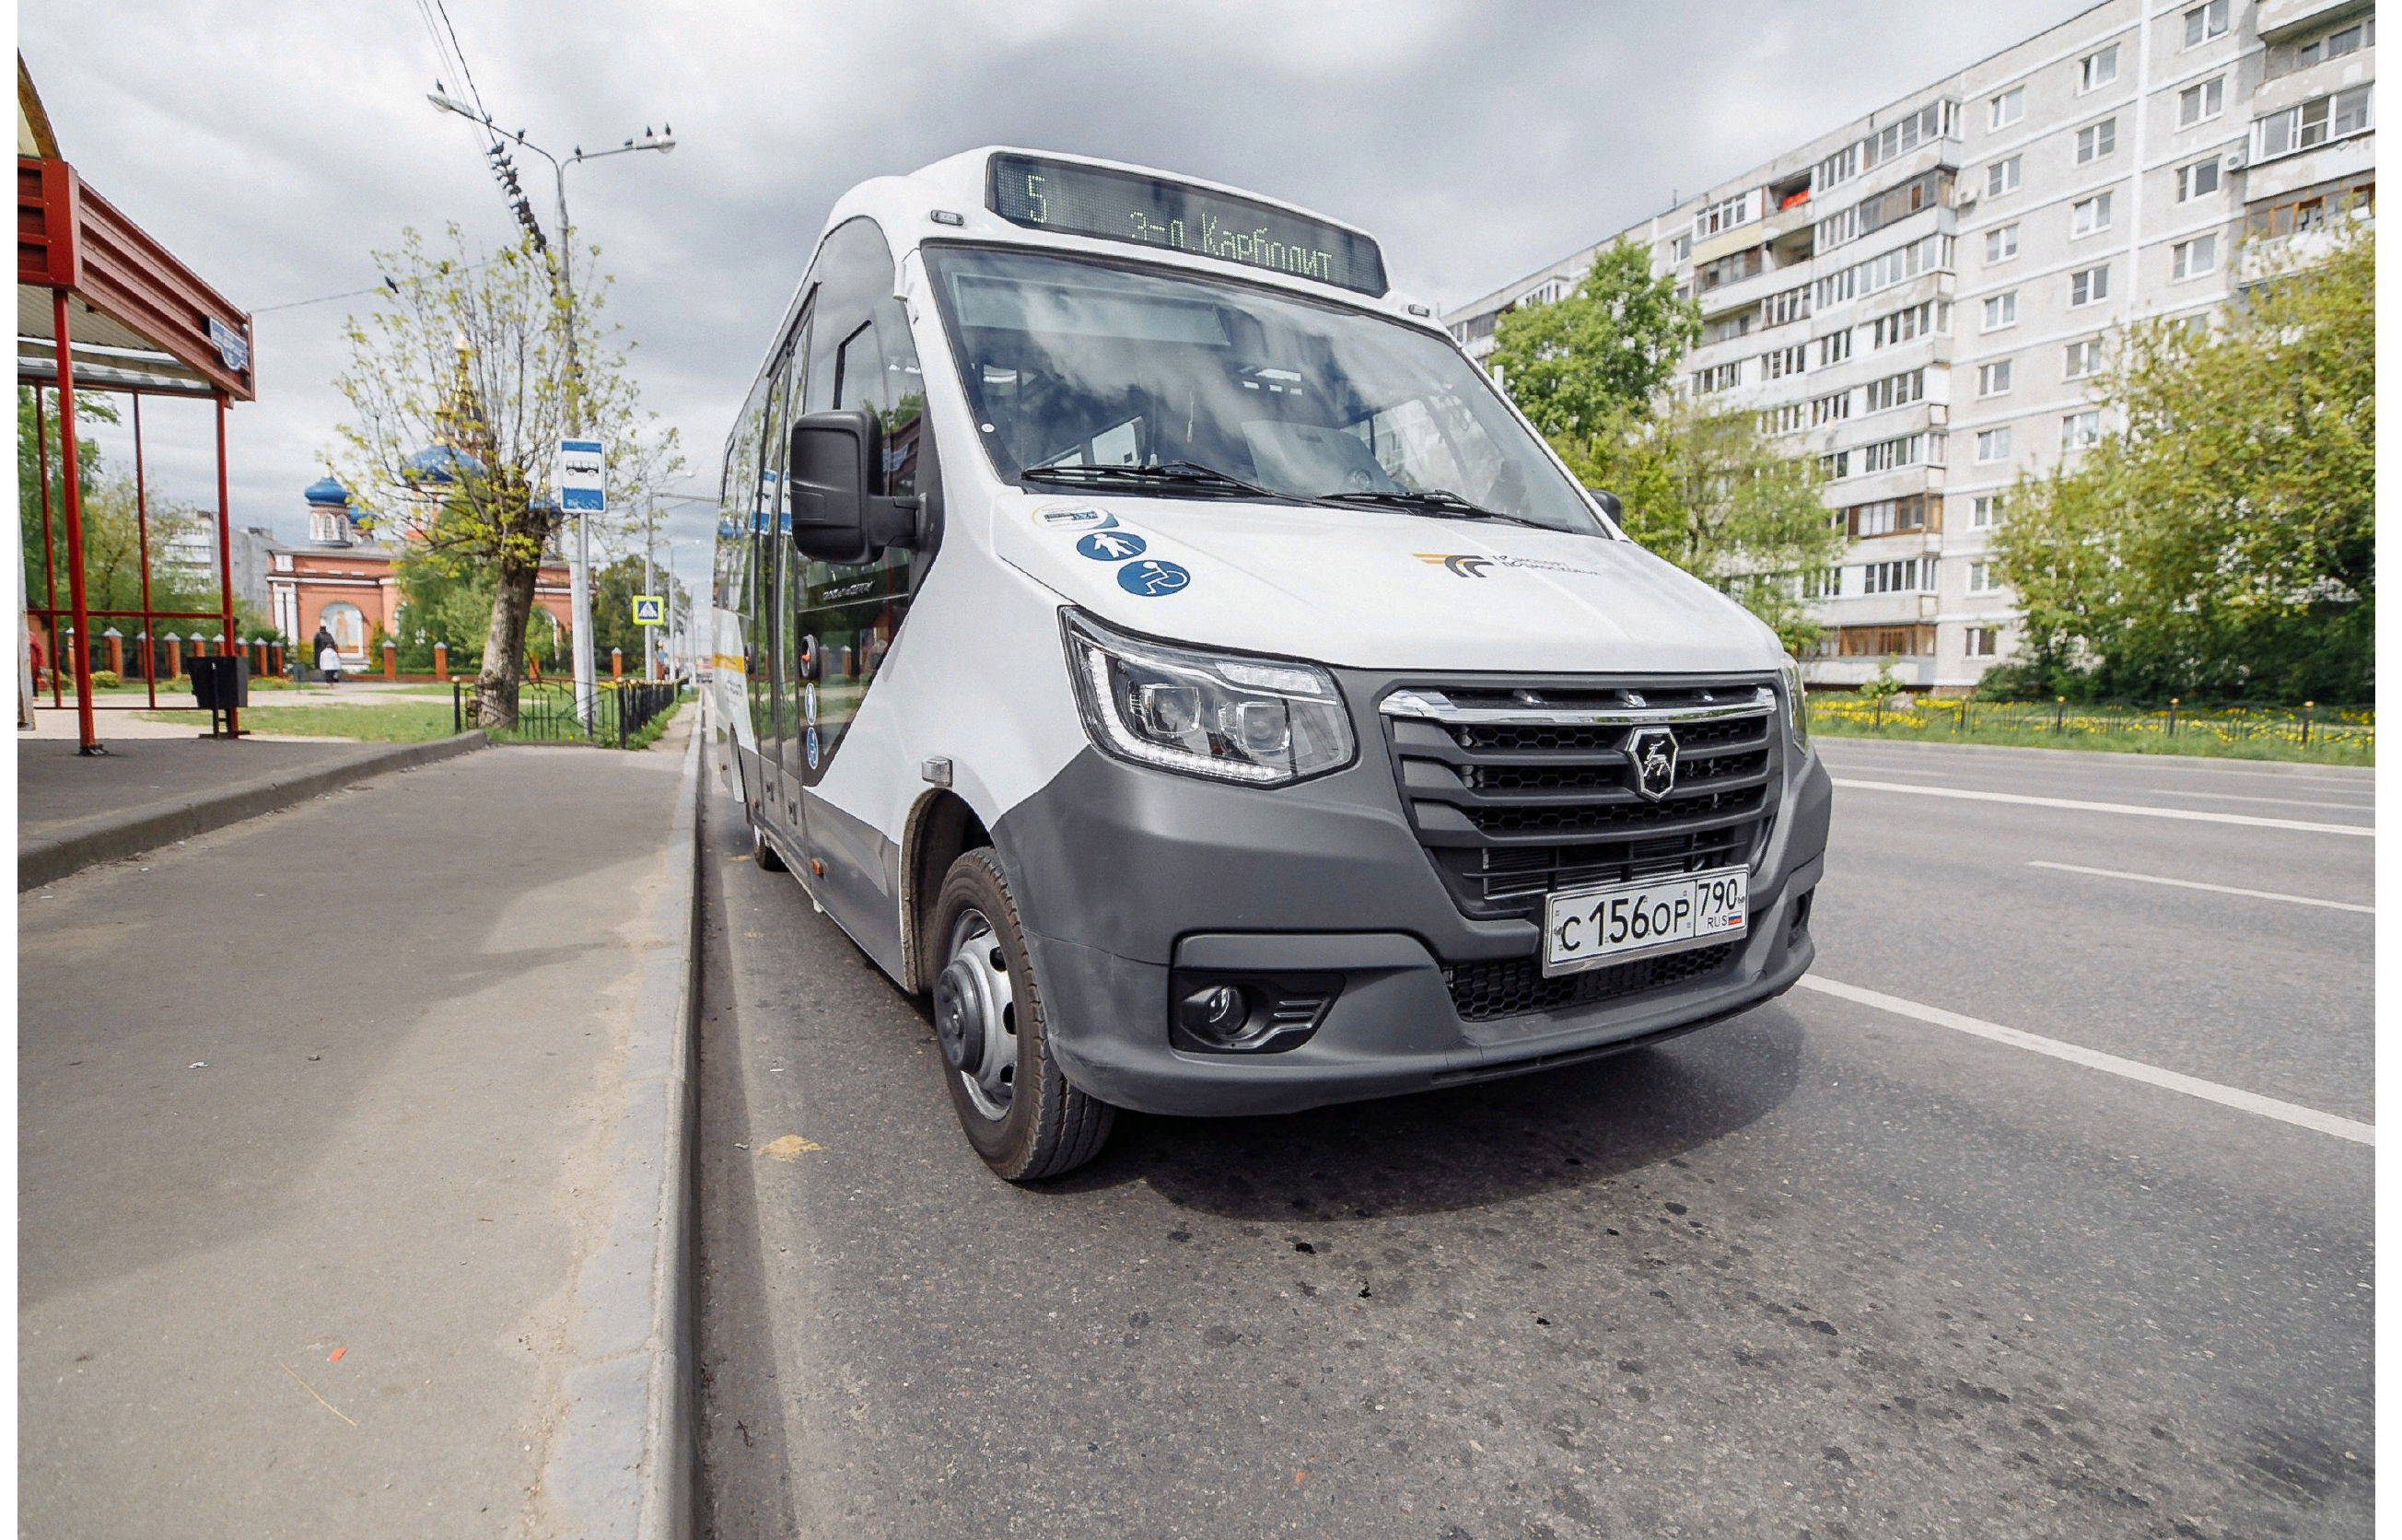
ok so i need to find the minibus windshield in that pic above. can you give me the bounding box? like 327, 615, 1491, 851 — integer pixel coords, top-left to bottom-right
923, 247, 1606, 535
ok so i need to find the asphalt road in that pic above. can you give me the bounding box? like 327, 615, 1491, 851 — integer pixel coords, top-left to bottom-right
693, 736, 2373, 1539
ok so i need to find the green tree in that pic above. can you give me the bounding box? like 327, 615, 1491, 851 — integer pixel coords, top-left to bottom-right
1557, 399, 1844, 654
18, 385, 116, 613
588, 553, 689, 672
1485, 239, 1700, 435
1991, 217, 2373, 702
331, 225, 681, 726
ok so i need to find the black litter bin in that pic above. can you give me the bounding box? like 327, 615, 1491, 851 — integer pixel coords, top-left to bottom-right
188, 656, 250, 737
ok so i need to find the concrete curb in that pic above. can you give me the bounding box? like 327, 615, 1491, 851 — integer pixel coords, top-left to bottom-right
538, 711, 703, 1540
17, 730, 491, 892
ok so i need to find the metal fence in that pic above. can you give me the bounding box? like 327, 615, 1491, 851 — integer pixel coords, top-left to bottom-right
453, 680, 686, 746
1807, 694, 2374, 752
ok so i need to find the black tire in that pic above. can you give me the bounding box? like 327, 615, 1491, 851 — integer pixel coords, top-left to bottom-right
750, 809, 787, 872
929, 848, 1114, 1181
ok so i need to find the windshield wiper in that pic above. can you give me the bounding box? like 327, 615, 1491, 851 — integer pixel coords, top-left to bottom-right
1314, 488, 1554, 530
1019, 461, 1298, 501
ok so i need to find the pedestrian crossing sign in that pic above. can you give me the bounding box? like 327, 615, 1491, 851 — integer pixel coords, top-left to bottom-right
633, 595, 664, 626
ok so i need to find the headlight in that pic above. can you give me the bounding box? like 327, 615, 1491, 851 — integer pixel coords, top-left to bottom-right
1062, 610, 1355, 785
1781, 659, 1810, 745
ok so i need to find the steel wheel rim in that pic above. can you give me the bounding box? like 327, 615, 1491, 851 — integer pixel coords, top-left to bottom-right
944, 908, 1017, 1121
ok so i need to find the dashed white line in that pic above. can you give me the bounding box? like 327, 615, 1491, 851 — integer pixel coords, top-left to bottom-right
2027, 860, 2373, 914
1797, 974, 2373, 1146
1830, 777, 2374, 836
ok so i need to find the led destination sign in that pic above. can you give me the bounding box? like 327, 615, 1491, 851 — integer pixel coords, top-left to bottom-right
986, 154, 1388, 297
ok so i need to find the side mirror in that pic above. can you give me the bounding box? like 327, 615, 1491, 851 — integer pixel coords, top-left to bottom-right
1585, 486, 1623, 520
787, 408, 917, 565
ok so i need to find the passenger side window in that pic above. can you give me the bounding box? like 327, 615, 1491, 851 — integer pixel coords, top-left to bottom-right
834, 298, 926, 497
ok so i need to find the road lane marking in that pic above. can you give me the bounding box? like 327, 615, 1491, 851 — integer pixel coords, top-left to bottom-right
1817, 749, 2371, 787
2027, 860, 2374, 913
1796, 974, 2373, 1146
2148, 788, 2376, 811
1830, 778, 2373, 836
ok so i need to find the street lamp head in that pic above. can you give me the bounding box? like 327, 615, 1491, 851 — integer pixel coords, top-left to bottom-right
426, 91, 484, 122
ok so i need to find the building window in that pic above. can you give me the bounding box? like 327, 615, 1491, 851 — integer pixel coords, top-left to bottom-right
1845, 494, 1934, 538
1814, 232, 1954, 309
1696, 191, 1755, 239
2255, 87, 2374, 159
1837, 624, 1937, 657
2177, 158, 2221, 201
1860, 557, 1933, 594
1693, 361, 1742, 393
1966, 559, 2001, 594
1864, 368, 1926, 411
2293, 17, 2373, 69
1669, 233, 1693, 263
1801, 566, 1843, 600
2172, 233, 2218, 278
1704, 311, 1756, 344
1821, 449, 1851, 480
1970, 493, 2006, 528
2184, 0, 2230, 46
1812, 389, 1853, 425
1818, 330, 1854, 367
1975, 426, 2012, 463
2063, 410, 2104, 449
1965, 626, 2000, 657
1761, 284, 1812, 328
1976, 359, 2013, 397
1982, 291, 2019, 330
1986, 156, 2023, 197
1760, 402, 1807, 435
2246, 177, 2376, 238
2064, 338, 2104, 379
1868, 300, 1946, 347
1990, 87, 2025, 130
2178, 77, 2225, 129
1759, 343, 1808, 379
1985, 224, 2021, 262
1858, 433, 1933, 473
2076, 118, 2117, 164
2070, 264, 2110, 306
2081, 45, 2120, 92
2070, 192, 2115, 237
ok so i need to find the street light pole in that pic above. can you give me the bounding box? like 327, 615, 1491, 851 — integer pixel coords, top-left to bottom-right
426, 92, 673, 731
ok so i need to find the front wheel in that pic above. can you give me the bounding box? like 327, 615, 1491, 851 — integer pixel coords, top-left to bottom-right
928, 849, 1114, 1181
750, 809, 787, 872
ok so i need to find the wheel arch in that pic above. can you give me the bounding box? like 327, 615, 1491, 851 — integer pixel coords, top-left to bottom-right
898, 787, 992, 992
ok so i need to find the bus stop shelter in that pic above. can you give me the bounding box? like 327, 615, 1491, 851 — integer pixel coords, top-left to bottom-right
17, 55, 256, 752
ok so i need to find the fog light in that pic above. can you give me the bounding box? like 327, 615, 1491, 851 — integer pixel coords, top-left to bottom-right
1178, 984, 1249, 1043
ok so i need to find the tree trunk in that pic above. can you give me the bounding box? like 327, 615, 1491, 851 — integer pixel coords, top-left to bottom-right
475, 559, 538, 728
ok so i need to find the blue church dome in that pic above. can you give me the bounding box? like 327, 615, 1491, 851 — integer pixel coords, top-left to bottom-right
403, 445, 482, 484
303, 475, 352, 506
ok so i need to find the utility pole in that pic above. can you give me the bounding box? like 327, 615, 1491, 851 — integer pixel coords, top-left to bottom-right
642, 501, 656, 682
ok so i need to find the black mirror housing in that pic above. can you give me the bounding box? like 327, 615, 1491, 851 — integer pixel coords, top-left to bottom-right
1584, 486, 1623, 520
787, 408, 918, 564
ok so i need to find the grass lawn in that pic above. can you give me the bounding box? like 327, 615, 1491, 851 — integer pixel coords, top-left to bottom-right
138, 700, 463, 744
1808, 700, 2373, 767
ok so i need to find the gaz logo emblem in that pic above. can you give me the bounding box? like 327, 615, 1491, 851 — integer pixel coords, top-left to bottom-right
1627, 726, 1679, 802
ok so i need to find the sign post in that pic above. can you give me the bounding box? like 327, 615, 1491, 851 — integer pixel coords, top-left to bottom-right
557, 438, 604, 732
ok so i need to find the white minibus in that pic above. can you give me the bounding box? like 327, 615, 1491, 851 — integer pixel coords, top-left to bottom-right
712, 148, 1829, 1180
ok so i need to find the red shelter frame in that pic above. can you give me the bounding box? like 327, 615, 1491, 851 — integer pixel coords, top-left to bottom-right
18, 137, 256, 752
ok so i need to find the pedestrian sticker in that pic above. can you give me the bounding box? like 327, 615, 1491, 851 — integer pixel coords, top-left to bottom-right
803, 683, 818, 725
1078, 531, 1147, 561
632, 594, 664, 625
806, 726, 821, 769
1116, 559, 1191, 597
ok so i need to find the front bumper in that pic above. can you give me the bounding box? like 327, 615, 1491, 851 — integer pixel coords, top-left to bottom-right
990, 685, 1831, 1118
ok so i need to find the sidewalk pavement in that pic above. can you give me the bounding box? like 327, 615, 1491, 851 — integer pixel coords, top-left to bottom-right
18, 708, 701, 1538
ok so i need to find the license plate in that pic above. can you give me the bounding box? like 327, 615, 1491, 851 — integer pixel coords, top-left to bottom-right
1542, 869, 1749, 977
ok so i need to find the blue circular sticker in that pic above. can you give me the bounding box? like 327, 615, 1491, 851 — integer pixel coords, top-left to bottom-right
1116, 559, 1191, 597
805, 725, 821, 769
1077, 530, 1148, 561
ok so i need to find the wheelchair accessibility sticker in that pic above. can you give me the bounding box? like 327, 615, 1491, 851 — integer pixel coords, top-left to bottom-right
1078, 531, 1147, 561
805, 726, 821, 769
1116, 559, 1191, 597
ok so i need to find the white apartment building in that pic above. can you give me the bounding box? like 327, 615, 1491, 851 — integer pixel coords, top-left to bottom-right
1443, 0, 2374, 691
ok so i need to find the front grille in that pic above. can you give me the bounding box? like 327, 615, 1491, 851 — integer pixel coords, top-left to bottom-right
1382, 674, 1784, 921
1444, 942, 1739, 1023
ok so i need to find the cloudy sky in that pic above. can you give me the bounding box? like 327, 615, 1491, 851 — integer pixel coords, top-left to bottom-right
29, 0, 2093, 601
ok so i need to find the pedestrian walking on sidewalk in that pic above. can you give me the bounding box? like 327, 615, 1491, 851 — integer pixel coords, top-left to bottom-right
314, 625, 342, 685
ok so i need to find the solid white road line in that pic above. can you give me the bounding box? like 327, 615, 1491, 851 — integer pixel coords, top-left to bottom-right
1797, 974, 2373, 1146
1830, 777, 2375, 837
2027, 859, 2375, 914
2149, 788, 2376, 811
